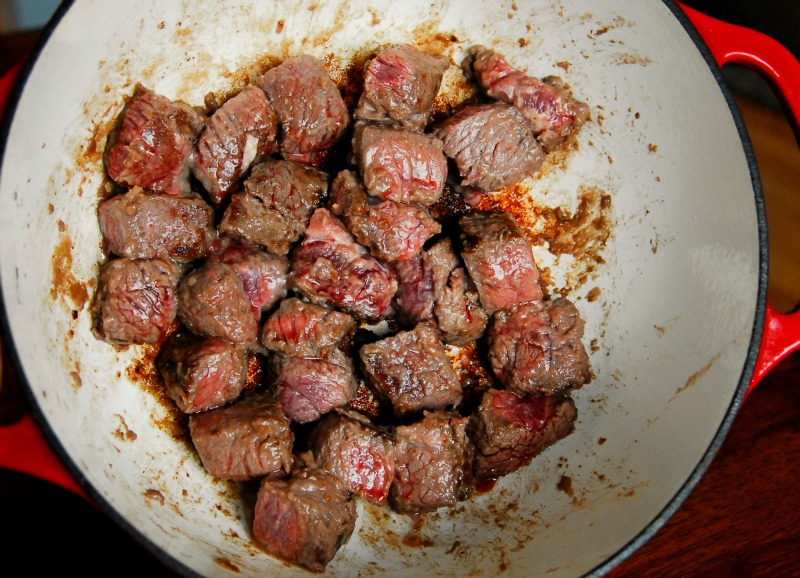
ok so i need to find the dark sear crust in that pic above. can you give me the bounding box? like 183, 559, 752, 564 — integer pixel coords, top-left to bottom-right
92, 41, 593, 572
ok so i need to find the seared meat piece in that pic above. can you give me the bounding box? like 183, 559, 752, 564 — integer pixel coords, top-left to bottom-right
218, 159, 329, 255
98, 186, 216, 263
257, 55, 349, 164
468, 388, 577, 481
177, 259, 259, 345
214, 241, 288, 316
355, 43, 449, 131
260, 297, 355, 359
391, 256, 434, 327
91, 257, 181, 345
354, 123, 447, 206
290, 208, 398, 321
466, 46, 589, 148
192, 85, 277, 205
425, 238, 487, 346
269, 351, 359, 424
157, 331, 249, 414
359, 322, 462, 415
104, 84, 204, 196
329, 170, 440, 262
310, 409, 396, 505
433, 102, 544, 193
487, 298, 590, 395
390, 410, 473, 514
253, 461, 357, 573
459, 211, 543, 315
189, 390, 293, 481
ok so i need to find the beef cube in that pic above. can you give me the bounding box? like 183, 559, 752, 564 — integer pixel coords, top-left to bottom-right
104, 84, 204, 196
177, 259, 259, 345
390, 256, 434, 327
253, 462, 357, 573
329, 170, 440, 262
290, 208, 398, 321
269, 351, 358, 424
310, 409, 395, 505
157, 331, 249, 414
390, 410, 473, 514
466, 46, 589, 148
214, 241, 288, 316
468, 388, 577, 481
425, 238, 487, 346
433, 102, 544, 193
218, 159, 328, 255
192, 85, 278, 205
188, 390, 294, 481
354, 123, 447, 206
260, 297, 355, 359
98, 186, 216, 263
487, 298, 590, 395
354, 44, 449, 131
257, 55, 349, 164
459, 211, 543, 315
91, 257, 181, 345
359, 322, 462, 415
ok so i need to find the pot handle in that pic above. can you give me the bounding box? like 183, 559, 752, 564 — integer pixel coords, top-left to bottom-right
678, 2, 800, 399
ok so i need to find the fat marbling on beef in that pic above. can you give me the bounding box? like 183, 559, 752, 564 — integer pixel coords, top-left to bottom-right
487, 297, 590, 395
91, 257, 181, 345
218, 159, 329, 256
468, 388, 577, 481
260, 297, 355, 359
257, 55, 350, 164
459, 210, 543, 315
104, 84, 204, 196
466, 45, 589, 148
192, 84, 278, 205
329, 169, 441, 262
98, 186, 216, 263
390, 256, 435, 327
253, 459, 357, 573
214, 241, 288, 317
354, 43, 449, 131
390, 410, 473, 514
188, 389, 294, 481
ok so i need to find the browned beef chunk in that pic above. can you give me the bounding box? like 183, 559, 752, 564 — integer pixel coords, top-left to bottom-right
390, 256, 434, 327
390, 410, 473, 514
310, 409, 396, 505
260, 297, 355, 359
214, 241, 288, 316
359, 322, 462, 415
104, 84, 204, 196
354, 44, 449, 131
487, 298, 590, 395
192, 85, 277, 205
98, 186, 216, 263
91, 257, 181, 345
269, 351, 358, 424
468, 388, 577, 481
459, 211, 543, 315
257, 55, 349, 164
353, 123, 447, 206
329, 170, 440, 262
290, 208, 398, 321
157, 331, 249, 414
188, 390, 293, 481
466, 46, 589, 148
424, 238, 487, 346
218, 159, 329, 255
433, 102, 544, 193
253, 461, 357, 573
177, 259, 258, 345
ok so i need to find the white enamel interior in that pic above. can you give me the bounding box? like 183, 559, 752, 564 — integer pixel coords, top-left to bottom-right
0, 0, 760, 576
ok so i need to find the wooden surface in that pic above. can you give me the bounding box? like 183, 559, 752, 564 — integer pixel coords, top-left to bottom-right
1, 25, 799, 578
